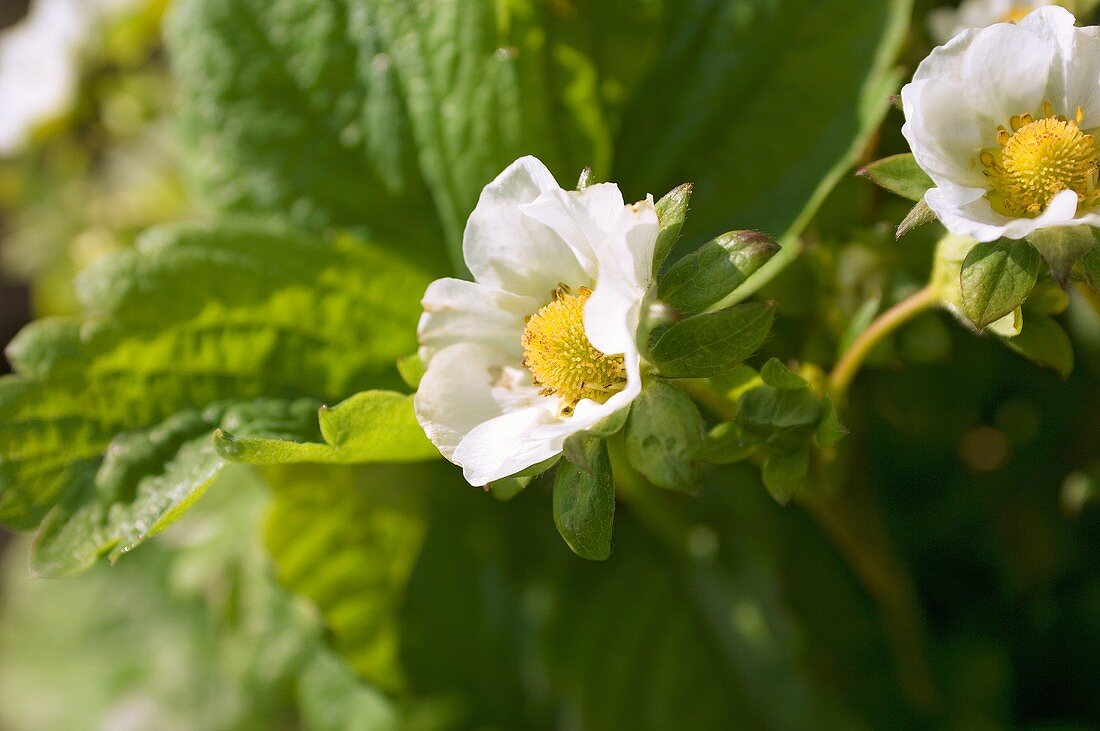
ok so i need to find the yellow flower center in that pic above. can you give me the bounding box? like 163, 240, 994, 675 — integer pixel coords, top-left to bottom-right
1000, 8, 1034, 23
521, 285, 626, 417
981, 102, 1100, 217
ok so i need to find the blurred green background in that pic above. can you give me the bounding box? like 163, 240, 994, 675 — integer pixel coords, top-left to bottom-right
1, 1, 1099, 729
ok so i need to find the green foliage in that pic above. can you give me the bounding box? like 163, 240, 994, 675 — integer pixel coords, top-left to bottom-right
0, 474, 402, 731
649, 302, 776, 378
0, 220, 429, 574
1026, 226, 1098, 286
215, 391, 438, 465
857, 153, 934, 202
960, 240, 1041, 329
658, 231, 780, 314
1002, 313, 1074, 379
624, 380, 705, 494
616, 0, 912, 296
702, 361, 846, 504
167, 0, 666, 270
762, 448, 810, 506
553, 436, 615, 560
264, 464, 428, 692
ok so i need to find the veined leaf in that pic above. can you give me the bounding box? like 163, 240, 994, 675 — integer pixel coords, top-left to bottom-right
649, 302, 775, 378
167, 0, 665, 270
553, 436, 615, 561
857, 153, 934, 202
615, 0, 913, 298
624, 380, 705, 494
960, 240, 1040, 329
215, 391, 438, 465
264, 464, 428, 692
0, 220, 429, 574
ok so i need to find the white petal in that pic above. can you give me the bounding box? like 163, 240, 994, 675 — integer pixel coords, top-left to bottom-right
417, 278, 537, 364
462, 156, 589, 298
902, 79, 986, 188
928, 186, 1080, 241
962, 22, 1052, 130
413, 343, 540, 461
453, 348, 643, 486
584, 198, 658, 355
1018, 8, 1100, 123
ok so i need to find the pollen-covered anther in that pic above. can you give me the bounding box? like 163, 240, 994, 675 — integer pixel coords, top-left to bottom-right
981, 102, 1100, 217
521, 285, 627, 417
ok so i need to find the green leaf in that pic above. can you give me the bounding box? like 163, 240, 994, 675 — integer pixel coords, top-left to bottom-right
615, 0, 913, 298
652, 183, 693, 275
1001, 313, 1074, 379
960, 240, 1041, 329
30, 398, 322, 578
649, 302, 775, 378
264, 464, 428, 692
759, 358, 809, 390
168, 0, 666, 270
214, 391, 438, 465
1026, 225, 1097, 286
658, 231, 780, 314
1, 220, 428, 573
553, 436, 615, 561
624, 380, 704, 494
857, 153, 934, 202
762, 448, 809, 506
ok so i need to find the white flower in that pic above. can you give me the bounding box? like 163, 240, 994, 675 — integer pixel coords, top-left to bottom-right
927, 0, 1054, 44
414, 156, 658, 487
902, 7, 1100, 242
0, 0, 144, 155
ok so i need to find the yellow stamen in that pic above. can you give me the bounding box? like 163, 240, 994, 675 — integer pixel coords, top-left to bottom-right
980, 101, 1100, 217
1001, 7, 1036, 24
521, 285, 626, 417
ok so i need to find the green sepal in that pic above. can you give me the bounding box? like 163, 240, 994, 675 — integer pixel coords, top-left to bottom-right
814, 397, 848, 450
552, 436, 615, 561
658, 231, 780, 314
648, 302, 775, 378
1026, 226, 1097, 287
759, 358, 808, 390
490, 477, 531, 501
700, 422, 754, 465
762, 448, 809, 506
624, 380, 704, 494
960, 239, 1040, 329
896, 198, 936, 239
1001, 312, 1074, 379
562, 408, 630, 471
652, 183, 693, 276
576, 166, 595, 190
857, 153, 934, 202
1080, 247, 1100, 292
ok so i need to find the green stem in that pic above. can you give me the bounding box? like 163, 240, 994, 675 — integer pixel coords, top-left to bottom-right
828, 285, 937, 399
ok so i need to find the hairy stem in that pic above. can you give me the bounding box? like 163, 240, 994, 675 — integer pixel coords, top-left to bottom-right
828, 285, 937, 399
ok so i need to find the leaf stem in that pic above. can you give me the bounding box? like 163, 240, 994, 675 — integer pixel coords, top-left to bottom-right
828, 285, 937, 399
